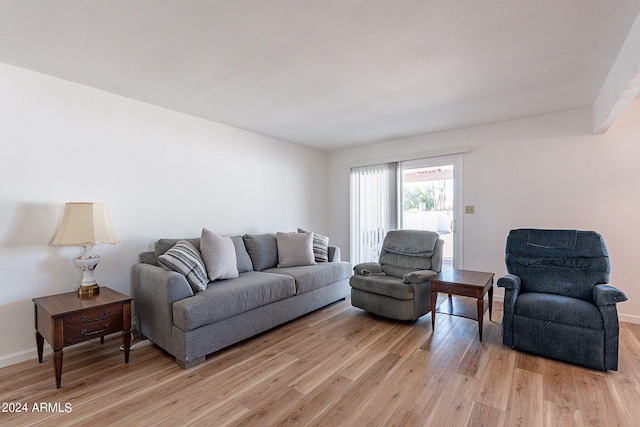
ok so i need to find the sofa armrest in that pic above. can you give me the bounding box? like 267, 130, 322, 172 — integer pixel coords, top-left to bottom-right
593, 284, 628, 306
131, 263, 194, 353
328, 246, 341, 262
353, 262, 383, 276
139, 250, 159, 266
403, 269, 438, 284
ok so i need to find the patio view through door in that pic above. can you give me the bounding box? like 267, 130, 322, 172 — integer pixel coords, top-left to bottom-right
399, 155, 463, 270
350, 154, 462, 268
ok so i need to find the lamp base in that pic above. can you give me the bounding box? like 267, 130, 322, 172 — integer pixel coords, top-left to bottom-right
78, 284, 100, 299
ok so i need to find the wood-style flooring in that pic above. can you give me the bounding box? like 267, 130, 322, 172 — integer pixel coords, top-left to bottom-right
1, 299, 639, 426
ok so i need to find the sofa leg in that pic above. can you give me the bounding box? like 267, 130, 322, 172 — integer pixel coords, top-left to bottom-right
176, 356, 205, 369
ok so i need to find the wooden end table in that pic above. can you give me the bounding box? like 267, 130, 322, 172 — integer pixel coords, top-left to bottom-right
33, 286, 132, 388
430, 269, 494, 341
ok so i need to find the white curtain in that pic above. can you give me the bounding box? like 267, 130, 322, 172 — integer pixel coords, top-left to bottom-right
350, 163, 396, 265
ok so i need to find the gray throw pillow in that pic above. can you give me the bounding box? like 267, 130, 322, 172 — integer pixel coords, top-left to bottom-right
201, 229, 239, 281
243, 234, 278, 271
298, 228, 329, 262
277, 231, 316, 268
157, 240, 208, 292
231, 235, 254, 273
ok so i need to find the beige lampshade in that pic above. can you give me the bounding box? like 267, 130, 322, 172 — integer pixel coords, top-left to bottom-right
51, 202, 119, 247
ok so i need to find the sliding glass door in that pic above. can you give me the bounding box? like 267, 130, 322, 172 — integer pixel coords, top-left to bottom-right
351, 154, 462, 269
399, 155, 463, 270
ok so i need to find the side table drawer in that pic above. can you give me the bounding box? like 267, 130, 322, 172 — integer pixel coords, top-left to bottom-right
64, 303, 123, 345
435, 283, 475, 297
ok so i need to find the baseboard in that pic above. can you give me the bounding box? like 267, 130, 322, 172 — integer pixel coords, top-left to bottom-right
0, 331, 131, 369
619, 313, 640, 324
0, 343, 51, 369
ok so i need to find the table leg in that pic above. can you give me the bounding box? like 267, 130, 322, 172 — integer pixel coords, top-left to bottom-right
477, 298, 484, 341
123, 301, 131, 363
123, 330, 131, 363
36, 331, 44, 363
430, 291, 438, 331
53, 349, 63, 389
488, 285, 494, 321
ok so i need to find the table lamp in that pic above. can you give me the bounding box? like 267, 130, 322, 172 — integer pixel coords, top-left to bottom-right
51, 202, 119, 298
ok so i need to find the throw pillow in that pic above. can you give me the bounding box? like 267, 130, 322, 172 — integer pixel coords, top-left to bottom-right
231, 235, 254, 273
157, 240, 208, 292
201, 228, 239, 281
155, 238, 201, 261
277, 231, 316, 268
243, 234, 278, 271
298, 228, 329, 262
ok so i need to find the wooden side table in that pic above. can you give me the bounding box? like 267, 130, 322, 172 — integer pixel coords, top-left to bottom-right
430, 269, 494, 341
33, 287, 132, 388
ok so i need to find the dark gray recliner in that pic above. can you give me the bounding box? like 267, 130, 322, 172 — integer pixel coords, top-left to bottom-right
498, 229, 627, 371
350, 230, 444, 321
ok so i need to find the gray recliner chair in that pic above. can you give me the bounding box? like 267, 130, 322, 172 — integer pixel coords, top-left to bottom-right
350, 230, 444, 321
498, 229, 627, 370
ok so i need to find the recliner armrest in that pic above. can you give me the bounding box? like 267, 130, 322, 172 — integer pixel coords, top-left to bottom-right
497, 274, 521, 290
498, 273, 521, 347
593, 284, 628, 306
353, 262, 383, 276
403, 269, 437, 284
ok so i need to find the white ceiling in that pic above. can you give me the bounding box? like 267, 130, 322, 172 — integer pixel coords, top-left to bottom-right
2, 1, 639, 151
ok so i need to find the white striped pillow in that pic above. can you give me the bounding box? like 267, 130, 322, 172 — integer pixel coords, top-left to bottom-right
298, 228, 329, 262
158, 240, 209, 292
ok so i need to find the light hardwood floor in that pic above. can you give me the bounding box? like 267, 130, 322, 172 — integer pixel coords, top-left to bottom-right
1, 299, 639, 426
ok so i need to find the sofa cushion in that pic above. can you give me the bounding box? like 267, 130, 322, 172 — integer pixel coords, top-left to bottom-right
243, 233, 278, 271
350, 274, 415, 300
201, 229, 239, 281
298, 228, 330, 263
514, 292, 604, 330
172, 271, 296, 331
276, 231, 316, 268
264, 262, 351, 294
157, 240, 209, 293
265, 261, 351, 294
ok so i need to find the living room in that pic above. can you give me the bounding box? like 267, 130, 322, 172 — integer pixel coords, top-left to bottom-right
1, 1, 640, 425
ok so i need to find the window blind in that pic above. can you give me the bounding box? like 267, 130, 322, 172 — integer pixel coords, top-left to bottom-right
350, 163, 397, 264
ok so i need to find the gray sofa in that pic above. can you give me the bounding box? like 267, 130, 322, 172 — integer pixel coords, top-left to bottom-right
132, 233, 351, 368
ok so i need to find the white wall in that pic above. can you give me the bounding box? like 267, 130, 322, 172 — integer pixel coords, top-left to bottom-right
0, 63, 329, 366
328, 100, 640, 324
